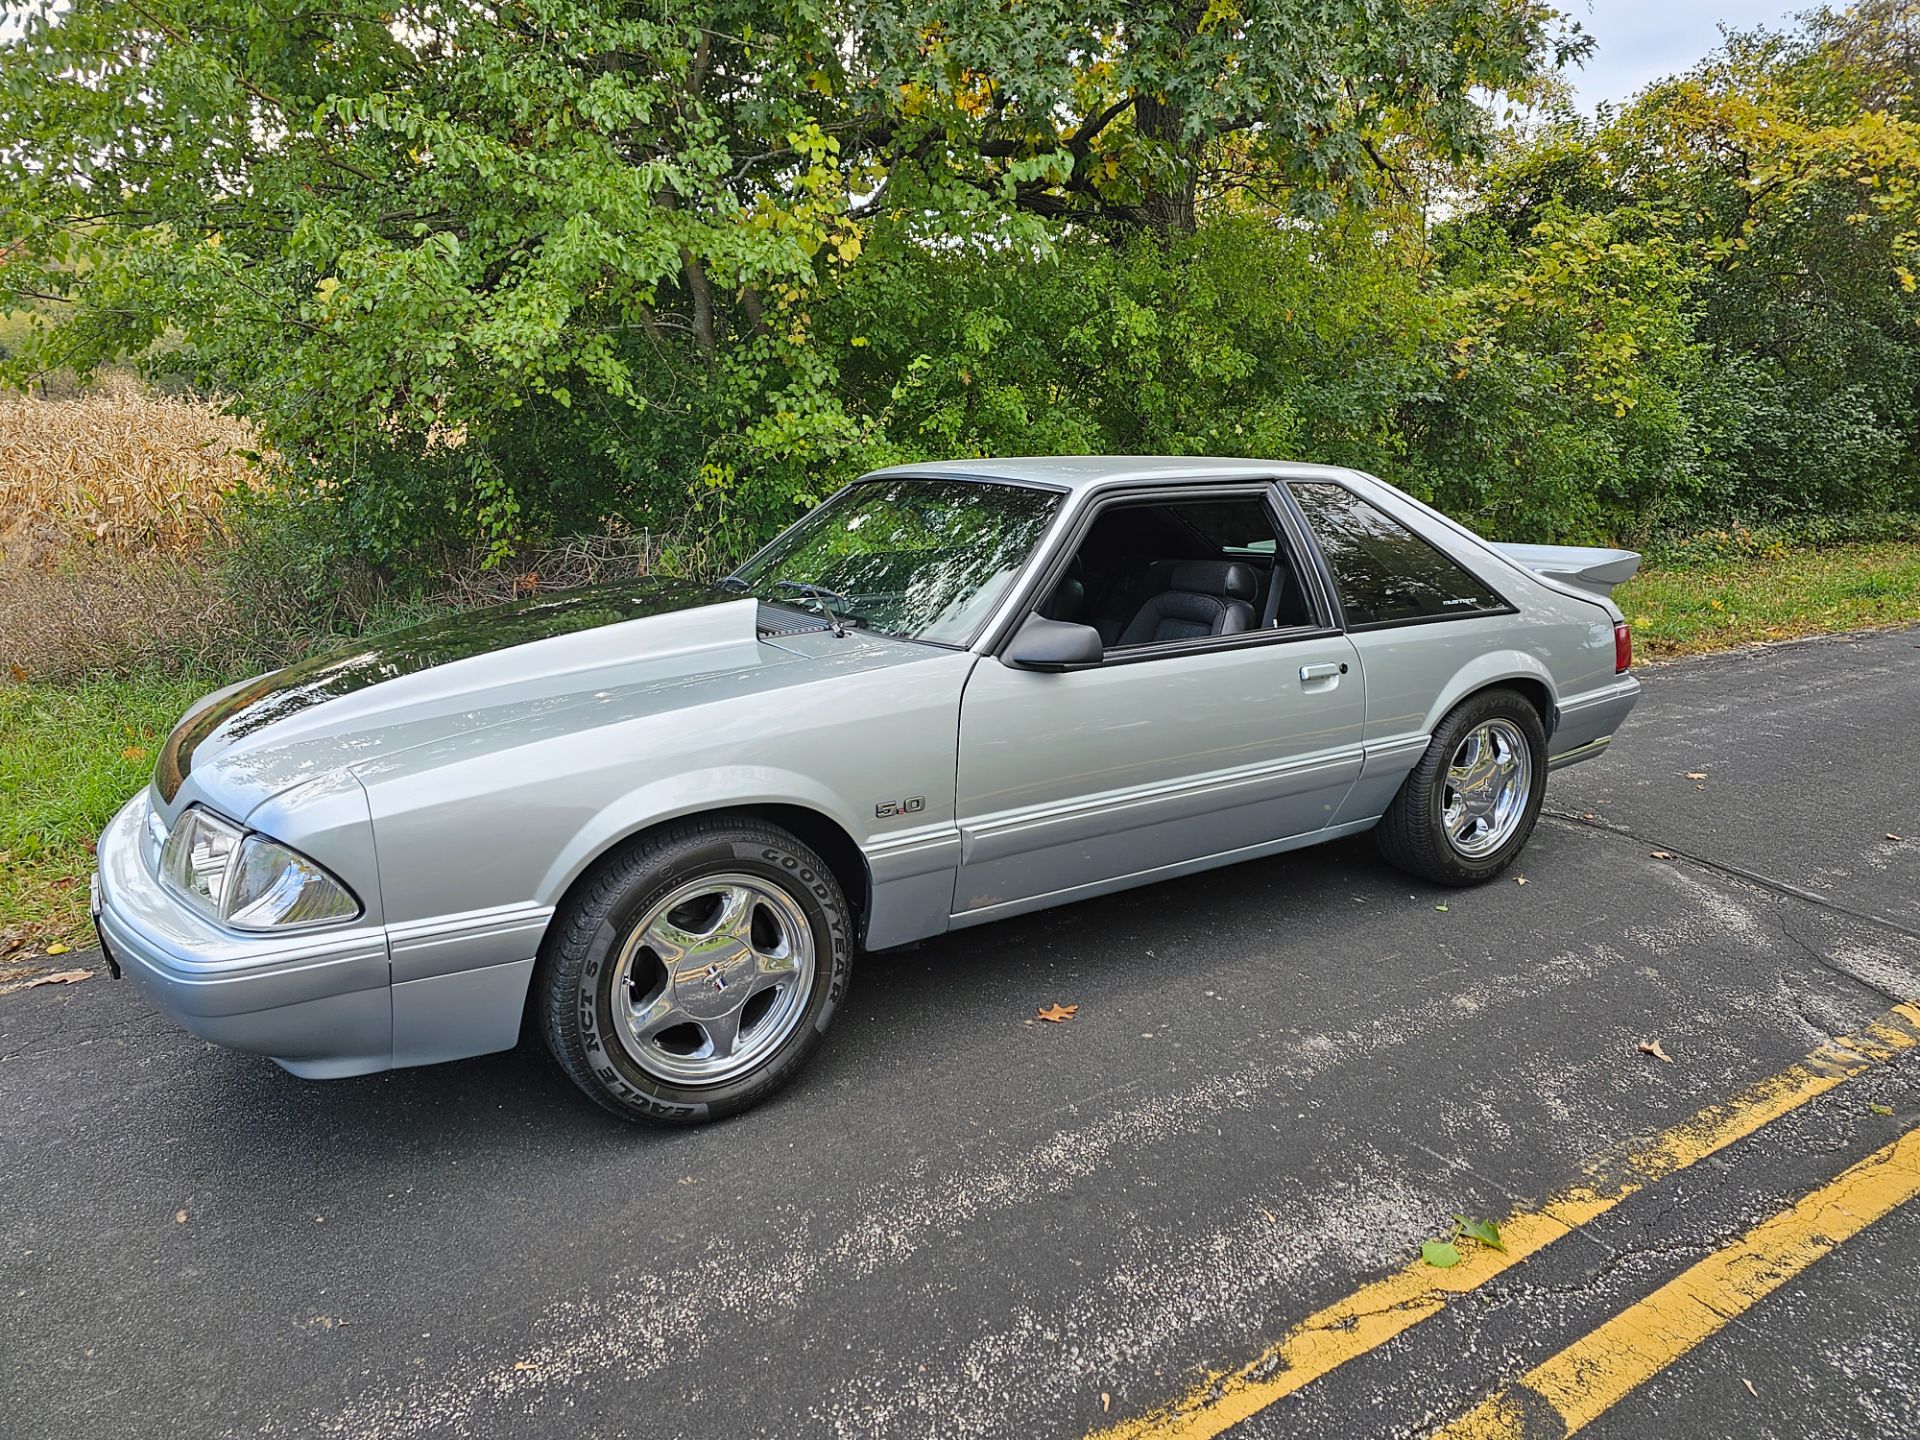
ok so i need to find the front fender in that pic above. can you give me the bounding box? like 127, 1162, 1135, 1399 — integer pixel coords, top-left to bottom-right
533, 766, 869, 908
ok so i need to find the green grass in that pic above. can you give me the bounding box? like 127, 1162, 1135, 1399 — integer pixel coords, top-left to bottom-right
0, 674, 213, 956
3, 540, 1919, 956
1619, 541, 1920, 659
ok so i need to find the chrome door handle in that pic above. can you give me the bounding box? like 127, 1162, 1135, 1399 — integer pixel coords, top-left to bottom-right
1299, 662, 1343, 682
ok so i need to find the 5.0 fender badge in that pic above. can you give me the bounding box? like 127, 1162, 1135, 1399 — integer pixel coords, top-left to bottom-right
875, 796, 926, 819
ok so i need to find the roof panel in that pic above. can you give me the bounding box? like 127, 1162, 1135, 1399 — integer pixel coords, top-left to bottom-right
860, 456, 1357, 491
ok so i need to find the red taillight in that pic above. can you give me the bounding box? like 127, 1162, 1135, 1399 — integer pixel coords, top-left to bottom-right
1614, 622, 1632, 673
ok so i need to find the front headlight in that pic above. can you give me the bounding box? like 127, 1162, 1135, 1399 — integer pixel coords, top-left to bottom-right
160, 806, 244, 912
160, 806, 361, 930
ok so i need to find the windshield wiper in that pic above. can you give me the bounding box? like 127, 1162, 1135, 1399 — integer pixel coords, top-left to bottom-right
772, 580, 850, 638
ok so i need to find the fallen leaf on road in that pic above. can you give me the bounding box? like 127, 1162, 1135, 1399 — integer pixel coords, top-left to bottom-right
1514, 876, 1528, 885
1870, 1102, 1894, 1116
1101, 1393, 1111, 1414
1435, 904, 1449, 912
514, 1361, 536, 1372
1685, 771, 1708, 780
23, 968, 91, 988
1638, 1039, 1674, 1064
1650, 850, 1676, 860
44, 941, 70, 955
1743, 1379, 1758, 1398
174, 1210, 187, 1224
1888, 833, 1904, 842
1454, 1214, 1506, 1252
1421, 1240, 1461, 1268
1037, 1003, 1078, 1023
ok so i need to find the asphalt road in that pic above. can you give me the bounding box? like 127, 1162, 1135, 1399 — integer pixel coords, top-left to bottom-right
5, 627, 1919, 1440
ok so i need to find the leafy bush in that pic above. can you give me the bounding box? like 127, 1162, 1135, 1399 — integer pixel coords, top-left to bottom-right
1646, 512, 1920, 565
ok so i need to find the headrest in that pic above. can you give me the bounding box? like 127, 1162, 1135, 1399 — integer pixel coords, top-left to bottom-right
1170, 560, 1257, 603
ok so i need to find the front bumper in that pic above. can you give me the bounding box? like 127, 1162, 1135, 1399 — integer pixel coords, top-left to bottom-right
92, 792, 394, 1078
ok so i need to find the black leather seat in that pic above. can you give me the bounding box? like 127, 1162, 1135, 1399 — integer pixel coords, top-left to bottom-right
1115, 561, 1258, 646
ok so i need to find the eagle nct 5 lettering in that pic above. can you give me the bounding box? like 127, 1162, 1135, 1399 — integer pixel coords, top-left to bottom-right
94, 458, 1640, 1124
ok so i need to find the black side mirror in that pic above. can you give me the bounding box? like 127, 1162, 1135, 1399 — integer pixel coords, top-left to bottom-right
1003, 613, 1104, 671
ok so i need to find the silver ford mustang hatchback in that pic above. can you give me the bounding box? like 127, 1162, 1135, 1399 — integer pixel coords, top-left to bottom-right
94, 458, 1640, 1123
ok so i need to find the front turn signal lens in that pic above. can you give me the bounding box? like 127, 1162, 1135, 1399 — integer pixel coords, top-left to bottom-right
225, 834, 361, 928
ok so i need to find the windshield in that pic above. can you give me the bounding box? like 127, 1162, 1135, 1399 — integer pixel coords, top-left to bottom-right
730, 478, 1062, 645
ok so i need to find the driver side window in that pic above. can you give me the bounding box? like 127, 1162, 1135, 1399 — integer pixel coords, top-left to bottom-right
1041, 491, 1317, 652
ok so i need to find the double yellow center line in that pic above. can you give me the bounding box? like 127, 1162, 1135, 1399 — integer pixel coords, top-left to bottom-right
1092, 1002, 1920, 1440
1438, 1123, 1920, 1437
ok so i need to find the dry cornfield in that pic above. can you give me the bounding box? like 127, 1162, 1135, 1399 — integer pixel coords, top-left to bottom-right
0, 379, 275, 681
0, 375, 258, 564
0, 376, 678, 681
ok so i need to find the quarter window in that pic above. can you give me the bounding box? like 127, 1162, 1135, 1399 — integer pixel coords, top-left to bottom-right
1290, 483, 1505, 628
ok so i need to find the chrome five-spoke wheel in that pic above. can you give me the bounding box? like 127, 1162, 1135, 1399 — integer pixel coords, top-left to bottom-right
610, 872, 816, 1084
541, 818, 852, 1124
1441, 718, 1533, 859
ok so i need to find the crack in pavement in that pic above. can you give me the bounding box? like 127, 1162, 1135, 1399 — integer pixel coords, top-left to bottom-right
1542, 809, 1920, 1012
1768, 893, 1920, 1023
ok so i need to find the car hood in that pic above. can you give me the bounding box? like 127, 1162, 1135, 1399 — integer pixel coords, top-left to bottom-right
153, 579, 787, 823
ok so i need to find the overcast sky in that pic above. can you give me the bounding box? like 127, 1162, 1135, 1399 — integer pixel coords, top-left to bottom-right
1566, 1, 1810, 110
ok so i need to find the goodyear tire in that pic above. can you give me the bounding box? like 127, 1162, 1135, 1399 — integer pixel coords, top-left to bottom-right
1375, 688, 1547, 887
538, 816, 852, 1124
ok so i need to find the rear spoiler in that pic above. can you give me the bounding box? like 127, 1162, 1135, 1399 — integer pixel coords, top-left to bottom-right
1492, 543, 1641, 599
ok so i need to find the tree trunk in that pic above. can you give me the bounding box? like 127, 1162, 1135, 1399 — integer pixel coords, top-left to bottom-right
680, 246, 716, 361
1132, 90, 1198, 234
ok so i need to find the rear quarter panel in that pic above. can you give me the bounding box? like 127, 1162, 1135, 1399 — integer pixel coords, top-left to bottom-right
1324, 473, 1630, 824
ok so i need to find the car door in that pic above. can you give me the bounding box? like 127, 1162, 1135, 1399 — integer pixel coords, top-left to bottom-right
951, 483, 1366, 920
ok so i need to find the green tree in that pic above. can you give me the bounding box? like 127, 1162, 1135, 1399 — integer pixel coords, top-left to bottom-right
21, 0, 1920, 570
1454, 2, 1920, 525
0, 0, 1584, 571
857, 0, 1589, 235
0, 1, 873, 560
